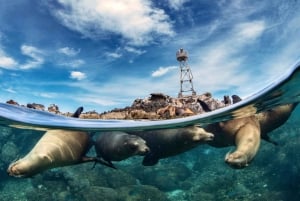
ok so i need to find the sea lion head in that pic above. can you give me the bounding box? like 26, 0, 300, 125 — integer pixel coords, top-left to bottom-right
191, 127, 214, 142
124, 136, 150, 156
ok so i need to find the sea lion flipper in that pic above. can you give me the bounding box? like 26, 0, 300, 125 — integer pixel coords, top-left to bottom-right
72, 106, 84, 118
81, 156, 117, 169
197, 100, 212, 112
262, 135, 279, 146
95, 157, 117, 169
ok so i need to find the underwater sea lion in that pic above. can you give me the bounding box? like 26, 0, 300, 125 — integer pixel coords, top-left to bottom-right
129, 126, 214, 166
7, 129, 98, 177
256, 103, 298, 145
94, 131, 150, 168
7, 107, 111, 178
203, 96, 298, 168
205, 116, 261, 168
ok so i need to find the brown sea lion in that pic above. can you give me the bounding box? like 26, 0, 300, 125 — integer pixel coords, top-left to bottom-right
205, 116, 261, 168
129, 126, 214, 166
94, 131, 150, 168
7, 129, 100, 177
203, 96, 298, 168
7, 107, 111, 178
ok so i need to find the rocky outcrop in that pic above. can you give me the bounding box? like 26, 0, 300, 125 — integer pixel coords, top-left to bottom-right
5, 92, 228, 120
94, 92, 226, 120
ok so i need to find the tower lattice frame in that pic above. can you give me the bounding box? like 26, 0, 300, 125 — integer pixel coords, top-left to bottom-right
176, 49, 196, 98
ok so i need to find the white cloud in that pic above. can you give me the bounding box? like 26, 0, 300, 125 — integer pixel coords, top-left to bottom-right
124, 46, 146, 55
50, 0, 174, 45
70, 71, 86, 80
105, 52, 122, 59
4, 87, 17, 93
19, 45, 44, 69
152, 66, 177, 77
168, 0, 189, 10
234, 20, 266, 41
39, 93, 57, 98
0, 50, 18, 69
60, 59, 85, 68
58, 47, 80, 56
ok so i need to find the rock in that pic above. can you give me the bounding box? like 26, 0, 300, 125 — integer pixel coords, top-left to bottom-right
1, 141, 19, 164
81, 186, 121, 201
27, 103, 45, 111
130, 162, 192, 191
99, 111, 127, 119
6, 99, 19, 105
118, 185, 170, 201
48, 104, 60, 114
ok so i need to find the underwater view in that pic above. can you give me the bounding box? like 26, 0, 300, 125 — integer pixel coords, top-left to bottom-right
0, 103, 299, 201
1, 0, 300, 200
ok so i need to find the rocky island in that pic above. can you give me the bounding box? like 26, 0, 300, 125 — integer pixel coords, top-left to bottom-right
6, 92, 232, 120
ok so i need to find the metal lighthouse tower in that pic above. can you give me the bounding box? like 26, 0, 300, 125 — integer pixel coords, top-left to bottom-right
176, 48, 196, 98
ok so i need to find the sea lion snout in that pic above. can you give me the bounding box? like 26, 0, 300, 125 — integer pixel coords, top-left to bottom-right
131, 140, 150, 155
139, 146, 150, 155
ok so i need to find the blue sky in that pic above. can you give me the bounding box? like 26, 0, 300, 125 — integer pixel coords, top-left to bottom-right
1, 0, 300, 113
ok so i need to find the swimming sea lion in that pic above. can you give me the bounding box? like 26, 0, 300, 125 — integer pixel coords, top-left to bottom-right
256, 103, 298, 145
129, 126, 214, 166
7, 107, 111, 178
7, 129, 99, 177
203, 96, 298, 168
94, 131, 150, 168
205, 116, 261, 168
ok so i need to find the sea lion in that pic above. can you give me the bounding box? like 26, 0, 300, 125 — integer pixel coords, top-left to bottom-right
94, 131, 150, 168
7, 107, 111, 178
205, 116, 261, 168
256, 103, 298, 145
203, 96, 298, 168
129, 126, 214, 166
7, 129, 98, 177
72, 106, 84, 118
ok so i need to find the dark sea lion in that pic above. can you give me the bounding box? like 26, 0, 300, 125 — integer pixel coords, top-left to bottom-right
231, 95, 242, 104
129, 126, 214, 166
94, 131, 150, 168
72, 106, 84, 118
7, 129, 98, 177
256, 103, 298, 145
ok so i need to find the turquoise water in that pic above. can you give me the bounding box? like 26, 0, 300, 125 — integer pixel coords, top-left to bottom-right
0, 107, 299, 201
